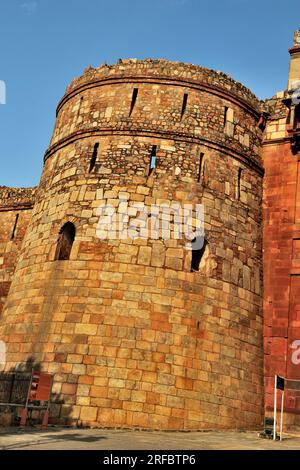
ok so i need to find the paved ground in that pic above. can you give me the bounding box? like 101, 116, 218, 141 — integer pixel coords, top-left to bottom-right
0, 427, 300, 450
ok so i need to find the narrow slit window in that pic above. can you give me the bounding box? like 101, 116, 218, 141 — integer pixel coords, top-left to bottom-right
224, 107, 234, 136
55, 222, 76, 261
290, 106, 296, 129
224, 106, 229, 127
149, 145, 157, 175
129, 88, 139, 116
258, 118, 265, 131
11, 214, 19, 240
77, 96, 83, 117
181, 93, 188, 120
237, 168, 242, 200
191, 238, 208, 272
89, 143, 99, 173
197, 152, 204, 183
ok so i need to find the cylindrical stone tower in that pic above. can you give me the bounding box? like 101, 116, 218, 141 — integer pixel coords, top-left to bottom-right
0, 59, 264, 429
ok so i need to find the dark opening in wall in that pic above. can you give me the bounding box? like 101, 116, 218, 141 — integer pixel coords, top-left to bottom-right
89, 143, 99, 173
55, 222, 76, 261
237, 168, 242, 200
181, 93, 188, 120
224, 106, 228, 127
191, 237, 208, 272
295, 105, 300, 129
129, 88, 139, 116
11, 214, 19, 240
258, 114, 266, 131
149, 145, 157, 175
77, 96, 83, 117
197, 152, 204, 183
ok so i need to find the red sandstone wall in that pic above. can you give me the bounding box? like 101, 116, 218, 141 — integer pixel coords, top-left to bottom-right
263, 96, 300, 429
0, 60, 264, 430
0, 187, 35, 315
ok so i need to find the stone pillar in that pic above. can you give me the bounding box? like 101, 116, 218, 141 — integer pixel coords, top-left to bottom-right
288, 31, 300, 90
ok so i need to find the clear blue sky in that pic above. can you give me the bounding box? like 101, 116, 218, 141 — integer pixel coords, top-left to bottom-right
0, 0, 299, 187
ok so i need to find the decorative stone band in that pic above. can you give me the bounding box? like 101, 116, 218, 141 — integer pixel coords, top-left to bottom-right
57, 74, 262, 119
43, 127, 265, 176
0, 186, 36, 211
289, 46, 300, 55
263, 136, 292, 145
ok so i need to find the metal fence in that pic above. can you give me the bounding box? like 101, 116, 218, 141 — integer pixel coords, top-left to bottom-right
0, 373, 31, 404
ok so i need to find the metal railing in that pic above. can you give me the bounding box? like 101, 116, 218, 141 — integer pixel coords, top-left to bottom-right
0, 373, 31, 405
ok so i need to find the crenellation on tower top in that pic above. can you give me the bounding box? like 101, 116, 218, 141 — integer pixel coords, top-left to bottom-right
63, 59, 261, 113
0, 186, 36, 210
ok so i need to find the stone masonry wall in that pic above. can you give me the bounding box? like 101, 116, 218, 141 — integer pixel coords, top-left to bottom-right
0, 60, 264, 430
48, 59, 262, 171
0, 187, 35, 315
